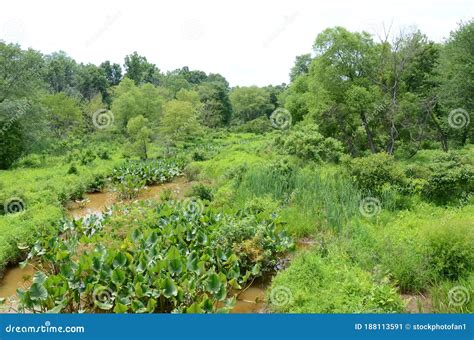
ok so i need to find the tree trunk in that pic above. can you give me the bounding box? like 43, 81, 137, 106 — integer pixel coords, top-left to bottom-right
360, 112, 377, 153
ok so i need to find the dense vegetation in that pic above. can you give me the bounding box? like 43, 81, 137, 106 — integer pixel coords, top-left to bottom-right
0, 20, 473, 313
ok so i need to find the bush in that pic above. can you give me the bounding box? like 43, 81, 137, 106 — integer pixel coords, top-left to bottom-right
67, 164, 79, 175
422, 152, 474, 204
233, 116, 272, 134
275, 123, 345, 163
96, 148, 111, 160
80, 149, 96, 165
189, 183, 214, 201
13, 154, 45, 168
268, 250, 404, 313
424, 220, 474, 281
346, 153, 407, 194
183, 163, 200, 181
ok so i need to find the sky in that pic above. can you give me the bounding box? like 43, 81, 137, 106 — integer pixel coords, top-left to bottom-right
1, 0, 472, 87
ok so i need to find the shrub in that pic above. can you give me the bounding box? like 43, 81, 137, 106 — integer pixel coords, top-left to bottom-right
189, 183, 214, 201
346, 153, 407, 194
422, 152, 474, 204
67, 164, 78, 175
233, 116, 272, 134
80, 149, 96, 165
96, 148, 111, 160
183, 163, 200, 181
268, 250, 404, 313
275, 123, 345, 163
424, 220, 474, 280
13, 154, 45, 168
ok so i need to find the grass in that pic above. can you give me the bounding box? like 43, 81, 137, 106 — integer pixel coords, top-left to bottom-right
1, 131, 473, 314
0, 146, 123, 273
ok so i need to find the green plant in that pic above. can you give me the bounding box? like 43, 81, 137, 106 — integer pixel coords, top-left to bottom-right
268, 250, 404, 313
18, 201, 293, 313
183, 164, 200, 181
275, 123, 345, 163
422, 152, 474, 204
67, 164, 78, 175
116, 174, 146, 199
346, 153, 407, 194
189, 183, 214, 201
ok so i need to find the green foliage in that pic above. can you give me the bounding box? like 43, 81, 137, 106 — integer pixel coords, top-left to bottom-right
230, 86, 274, 122
232, 116, 272, 134
275, 123, 344, 162
269, 250, 404, 313
421, 152, 474, 204
127, 115, 152, 159
111, 159, 182, 187
189, 183, 214, 201
18, 201, 292, 313
346, 153, 407, 194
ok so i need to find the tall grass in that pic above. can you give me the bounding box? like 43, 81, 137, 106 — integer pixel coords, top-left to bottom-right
235, 164, 361, 236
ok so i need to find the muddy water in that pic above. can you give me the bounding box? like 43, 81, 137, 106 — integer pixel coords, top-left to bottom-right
0, 264, 35, 312
67, 177, 193, 219
231, 276, 271, 313
1, 178, 277, 313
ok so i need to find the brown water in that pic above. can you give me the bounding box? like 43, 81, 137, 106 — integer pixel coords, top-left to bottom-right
67, 177, 193, 219
0, 178, 277, 313
230, 276, 271, 313
0, 264, 35, 312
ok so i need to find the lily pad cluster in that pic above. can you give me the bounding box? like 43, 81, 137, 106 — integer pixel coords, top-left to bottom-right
17, 200, 292, 313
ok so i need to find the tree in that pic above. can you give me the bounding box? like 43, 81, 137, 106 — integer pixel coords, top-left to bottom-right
437, 19, 474, 146
127, 115, 151, 159
41, 93, 83, 138
76, 63, 109, 101
100, 61, 122, 86
43, 51, 77, 94
111, 79, 164, 129
160, 100, 202, 145
0, 42, 44, 103
289, 54, 312, 81
124, 52, 159, 85
230, 86, 274, 122
198, 82, 232, 127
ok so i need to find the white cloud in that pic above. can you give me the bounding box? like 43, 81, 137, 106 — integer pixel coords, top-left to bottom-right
1, 0, 472, 86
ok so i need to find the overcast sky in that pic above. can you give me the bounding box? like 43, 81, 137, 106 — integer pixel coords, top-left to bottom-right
1, 0, 472, 87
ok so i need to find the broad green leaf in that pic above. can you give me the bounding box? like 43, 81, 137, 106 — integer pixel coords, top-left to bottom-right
168, 258, 183, 275
113, 302, 128, 313
29, 282, 48, 301
186, 302, 203, 313
206, 273, 221, 294
113, 252, 127, 268
162, 277, 178, 298
111, 268, 126, 286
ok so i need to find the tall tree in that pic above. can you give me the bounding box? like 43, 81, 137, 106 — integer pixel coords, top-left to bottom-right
124, 52, 159, 85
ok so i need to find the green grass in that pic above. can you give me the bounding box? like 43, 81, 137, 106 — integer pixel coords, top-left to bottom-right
0, 147, 123, 273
